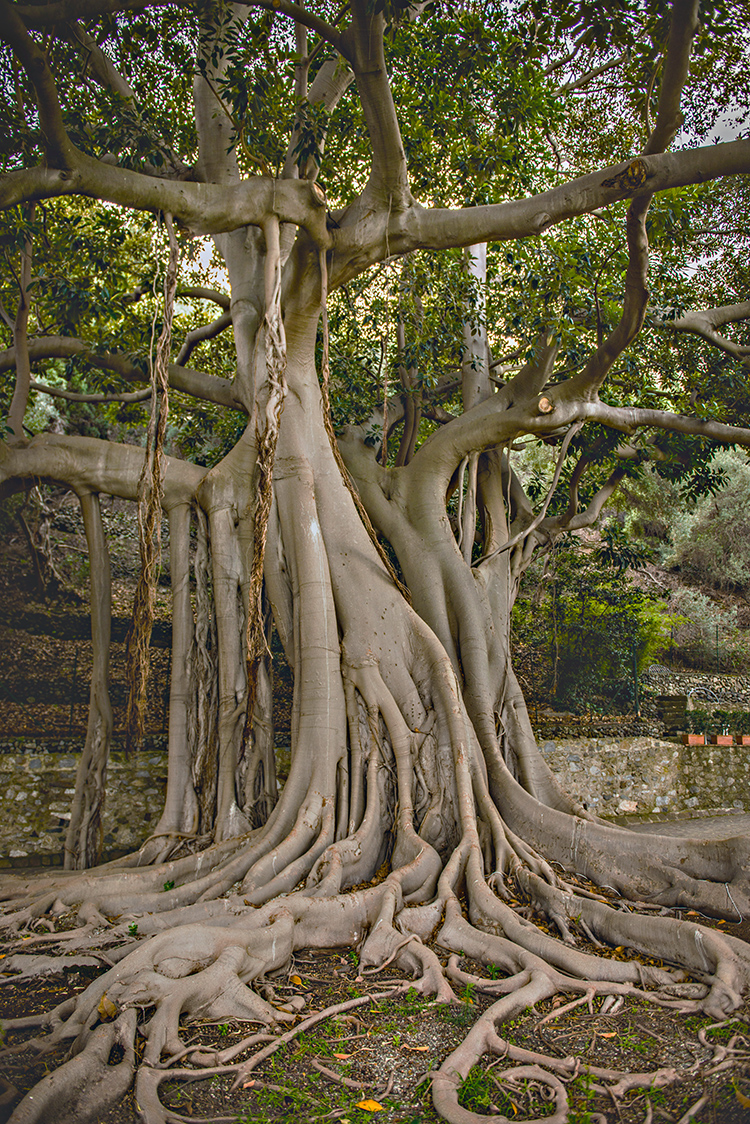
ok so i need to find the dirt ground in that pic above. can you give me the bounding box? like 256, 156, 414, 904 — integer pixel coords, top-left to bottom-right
2, 888, 750, 1124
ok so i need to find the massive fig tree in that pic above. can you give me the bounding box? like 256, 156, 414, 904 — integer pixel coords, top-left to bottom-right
2, 0, 750, 1120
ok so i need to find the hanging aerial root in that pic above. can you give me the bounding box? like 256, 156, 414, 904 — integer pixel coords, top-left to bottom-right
125, 214, 179, 754
244, 213, 288, 731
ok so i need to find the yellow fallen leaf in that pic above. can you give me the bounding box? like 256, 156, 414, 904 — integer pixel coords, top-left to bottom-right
356, 1100, 383, 1112
733, 1080, 750, 1108
290, 975, 303, 985
97, 993, 117, 1021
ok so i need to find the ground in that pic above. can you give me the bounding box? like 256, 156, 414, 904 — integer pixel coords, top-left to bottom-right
2, 882, 750, 1123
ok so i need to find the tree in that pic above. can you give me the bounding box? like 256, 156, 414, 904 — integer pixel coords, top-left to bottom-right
1, 1, 750, 1120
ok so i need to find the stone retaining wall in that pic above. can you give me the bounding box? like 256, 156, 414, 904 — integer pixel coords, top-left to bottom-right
0, 737, 167, 867
1, 732, 748, 866
641, 667, 750, 708
540, 735, 750, 817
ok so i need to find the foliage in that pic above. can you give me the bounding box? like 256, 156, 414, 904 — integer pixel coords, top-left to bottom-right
514, 529, 670, 712
667, 586, 749, 671
687, 708, 750, 735
667, 448, 750, 592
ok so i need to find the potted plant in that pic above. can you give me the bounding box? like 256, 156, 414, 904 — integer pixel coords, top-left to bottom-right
683, 709, 708, 745
737, 711, 750, 746
709, 709, 734, 745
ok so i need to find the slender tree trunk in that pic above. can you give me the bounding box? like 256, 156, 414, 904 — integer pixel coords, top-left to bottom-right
64, 491, 113, 869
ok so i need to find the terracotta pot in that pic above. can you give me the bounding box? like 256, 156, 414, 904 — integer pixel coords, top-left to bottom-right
736, 734, 750, 746
710, 734, 733, 745
682, 733, 705, 745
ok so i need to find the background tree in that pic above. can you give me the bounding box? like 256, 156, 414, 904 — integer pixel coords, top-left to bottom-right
2, 1, 750, 1121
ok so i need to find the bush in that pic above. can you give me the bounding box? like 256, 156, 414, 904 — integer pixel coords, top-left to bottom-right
513, 530, 671, 713
687, 708, 750, 735
668, 587, 749, 671
667, 449, 750, 592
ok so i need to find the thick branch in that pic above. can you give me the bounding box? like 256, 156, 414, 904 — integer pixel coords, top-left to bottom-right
565, 1, 699, 400
176, 312, 233, 366
30, 381, 151, 404
178, 287, 231, 310
585, 400, 750, 447
385, 141, 750, 259
644, 0, 700, 156
0, 336, 242, 410
62, 20, 137, 101
0, 158, 331, 244
655, 301, 750, 362
0, 1, 77, 168
344, 0, 410, 204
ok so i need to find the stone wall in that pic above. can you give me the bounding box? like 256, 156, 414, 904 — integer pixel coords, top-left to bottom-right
1, 732, 749, 866
641, 667, 750, 708
0, 737, 166, 868
540, 735, 750, 817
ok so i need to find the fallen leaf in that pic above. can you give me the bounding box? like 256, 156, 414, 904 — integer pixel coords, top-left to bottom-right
356, 1099, 383, 1112
599, 1032, 616, 1038
242, 1080, 256, 1089
97, 993, 117, 1021
733, 1080, 750, 1108
290, 975, 303, 985
334, 1052, 354, 1059
401, 1044, 429, 1052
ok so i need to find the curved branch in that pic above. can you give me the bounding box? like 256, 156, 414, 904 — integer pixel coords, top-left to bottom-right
644, 0, 700, 156
654, 301, 750, 362
0, 1, 77, 168
17, 0, 188, 22
30, 381, 152, 404
62, 20, 136, 101
387, 140, 750, 258
0, 336, 242, 410
178, 287, 231, 310
564, 0, 699, 401
176, 311, 233, 366
241, 0, 347, 59
0, 432, 207, 507
585, 400, 750, 448
344, 0, 410, 204
0, 158, 331, 244
475, 423, 582, 567
542, 466, 626, 536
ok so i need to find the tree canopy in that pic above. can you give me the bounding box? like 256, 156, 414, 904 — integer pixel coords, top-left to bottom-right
2, 1, 750, 1122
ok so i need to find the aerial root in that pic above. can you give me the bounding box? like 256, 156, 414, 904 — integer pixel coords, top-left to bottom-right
515, 866, 750, 1017
445, 955, 532, 997
8, 1008, 137, 1124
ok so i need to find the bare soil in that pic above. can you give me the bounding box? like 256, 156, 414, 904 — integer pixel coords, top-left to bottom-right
2, 896, 750, 1123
